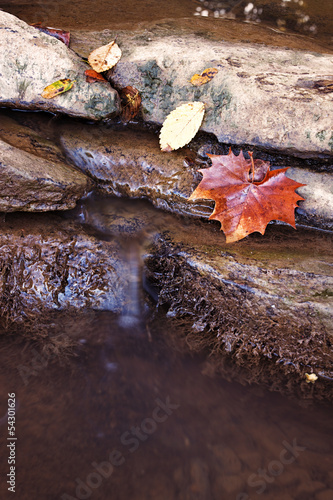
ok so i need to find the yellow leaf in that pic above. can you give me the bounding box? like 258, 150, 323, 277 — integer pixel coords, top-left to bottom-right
190, 68, 218, 87
305, 373, 318, 383
88, 40, 122, 73
41, 78, 75, 99
159, 102, 205, 152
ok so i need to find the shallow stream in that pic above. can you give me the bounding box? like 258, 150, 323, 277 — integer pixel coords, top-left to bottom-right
0, 312, 333, 500
0, 1, 332, 499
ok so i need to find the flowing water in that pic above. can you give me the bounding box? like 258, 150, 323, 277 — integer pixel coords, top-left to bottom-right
0, 1, 333, 499
0, 193, 332, 499
1, 0, 332, 48
0, 311, 333, 500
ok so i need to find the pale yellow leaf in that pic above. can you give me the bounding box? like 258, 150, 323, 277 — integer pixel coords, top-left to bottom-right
305, 373, 318, 383
88, 40, 122, 73
159, 102, 205, 152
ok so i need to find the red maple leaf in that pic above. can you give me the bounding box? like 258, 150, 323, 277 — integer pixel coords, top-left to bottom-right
188, 149, 305, 243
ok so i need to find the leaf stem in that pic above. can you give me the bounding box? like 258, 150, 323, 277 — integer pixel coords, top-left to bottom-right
249, 151, 254, 183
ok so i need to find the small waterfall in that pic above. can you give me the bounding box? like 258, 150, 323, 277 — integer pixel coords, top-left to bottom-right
118, 240, 143, 329
72, 195, 154, 333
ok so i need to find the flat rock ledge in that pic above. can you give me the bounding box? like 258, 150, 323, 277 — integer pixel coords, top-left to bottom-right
0, 11, 120, 120
0, 138, 91, 211
59, 121, 333, 231
71, 26, 333, 157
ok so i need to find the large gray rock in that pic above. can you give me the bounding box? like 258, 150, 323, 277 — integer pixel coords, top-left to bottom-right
0, 11, 120, 119
69, 23, 333, 157
0, 138, 91, 211
59, 121, 333, 231
107, 33, 333, 157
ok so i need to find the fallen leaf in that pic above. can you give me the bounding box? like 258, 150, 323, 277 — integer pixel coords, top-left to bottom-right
188, 149, 305, 243
305, 373, 318, 383
88, 40, 122, 73
159, 102, 205, 152
31, 23, 70, 46
41, 78, 75, 99
190, 67, 218, 86
120, 86, 141, 121
85, 69, 108, 83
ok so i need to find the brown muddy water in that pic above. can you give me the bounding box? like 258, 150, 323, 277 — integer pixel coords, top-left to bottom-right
0, 312, 333, 500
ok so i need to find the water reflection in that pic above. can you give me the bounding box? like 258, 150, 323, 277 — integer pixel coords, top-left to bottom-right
1, 0, 332, 47
0, 316, 332, 499
192, 0, 332, 45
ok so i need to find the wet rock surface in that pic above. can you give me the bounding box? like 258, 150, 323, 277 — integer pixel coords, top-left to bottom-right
59, 121, 209, 217
59, 119, 333, 231
0, 11, 120, 119
0, 137, 91, 211
2, 197, 330, 398
70, 25, 333, 156
0, 212, 131, 327
0, 113, 66, 164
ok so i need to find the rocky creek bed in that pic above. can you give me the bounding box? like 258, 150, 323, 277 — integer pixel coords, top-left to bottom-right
0, 10, 332, 401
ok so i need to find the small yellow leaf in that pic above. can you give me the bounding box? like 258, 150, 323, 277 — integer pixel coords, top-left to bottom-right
88, 40, 122, 73
159, 102, 205, 152
191, 68, 218, 87
41, 78, 75, 99
305, 373, 318, 384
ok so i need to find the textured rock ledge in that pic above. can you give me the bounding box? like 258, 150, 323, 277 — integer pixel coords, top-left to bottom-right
70, 24, 333, 157
59, 120, 333, 231
0, 138, 91, 211
0, 11, 120, 119
1, 199, 331, 399
0, 213, 130, 323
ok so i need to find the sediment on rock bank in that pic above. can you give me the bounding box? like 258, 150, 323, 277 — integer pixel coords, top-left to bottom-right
144, 213, 333, 394
0, 199, 332, 400
70, 23, 333, 156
